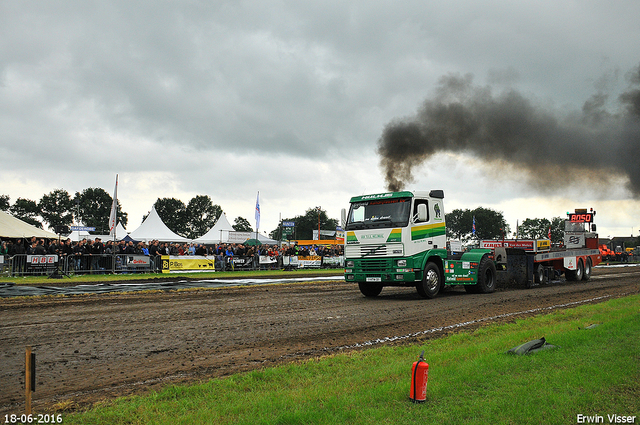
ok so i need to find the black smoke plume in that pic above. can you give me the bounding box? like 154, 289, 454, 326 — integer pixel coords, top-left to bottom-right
378, 64, 640, 196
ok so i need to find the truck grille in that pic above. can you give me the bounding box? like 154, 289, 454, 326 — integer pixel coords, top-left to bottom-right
361, 259, 391, 272
345, 244, 403, 258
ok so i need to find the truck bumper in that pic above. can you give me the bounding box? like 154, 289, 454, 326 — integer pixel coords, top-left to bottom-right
344, 269, 419, 284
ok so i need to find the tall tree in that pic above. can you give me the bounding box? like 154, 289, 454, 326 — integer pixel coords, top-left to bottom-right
185, 195, 222, 239
9, 198, 42, 228
445, 207, 508, 242
39, 189, 74, 231
517, 216, 565, 241
550, 217, 565, 243
445, 208, 473, 240
0, 194, 9, 211
153, 198, 188, 236
232, 216, 253, 232
75, 188, 127, 233
518, 218, 551, 239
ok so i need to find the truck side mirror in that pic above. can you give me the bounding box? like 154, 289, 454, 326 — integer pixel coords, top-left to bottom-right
591, 224, 596, 232
417, 204, 428, 222
341, 208, 347, 228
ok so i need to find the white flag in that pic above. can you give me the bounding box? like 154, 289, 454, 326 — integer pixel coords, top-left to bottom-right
255, 191, 260, 232
108, 174, 118, 236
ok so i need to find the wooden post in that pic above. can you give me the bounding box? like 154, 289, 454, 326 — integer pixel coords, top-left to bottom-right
25, 346, 32, 415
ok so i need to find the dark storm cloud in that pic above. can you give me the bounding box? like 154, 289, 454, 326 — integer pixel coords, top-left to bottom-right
378, 64, 640, 196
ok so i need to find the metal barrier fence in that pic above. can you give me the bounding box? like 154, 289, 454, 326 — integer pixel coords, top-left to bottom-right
4, 254, 157, 277
2, 254, 345, 277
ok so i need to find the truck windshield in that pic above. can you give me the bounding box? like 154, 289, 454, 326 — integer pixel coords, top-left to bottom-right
346, 198, 411, 229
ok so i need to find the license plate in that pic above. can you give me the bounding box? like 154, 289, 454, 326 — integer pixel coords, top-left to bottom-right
366, 277, 382, 282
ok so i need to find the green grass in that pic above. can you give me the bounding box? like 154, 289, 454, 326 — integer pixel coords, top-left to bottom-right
61, 294, 640, 425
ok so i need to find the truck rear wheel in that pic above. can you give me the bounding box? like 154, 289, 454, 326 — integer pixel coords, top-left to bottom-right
582, 258, 592, 281
358, 282, 383, 297
416, 262, 441, 299
476, 255, 497, 293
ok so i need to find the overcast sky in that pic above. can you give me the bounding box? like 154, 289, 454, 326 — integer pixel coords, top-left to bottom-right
2, 1, 639, 239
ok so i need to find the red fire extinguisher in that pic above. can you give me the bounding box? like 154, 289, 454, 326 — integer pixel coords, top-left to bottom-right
410, 350, 429, 403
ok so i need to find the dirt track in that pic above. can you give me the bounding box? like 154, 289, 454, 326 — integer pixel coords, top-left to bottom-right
1, 266, 639, 414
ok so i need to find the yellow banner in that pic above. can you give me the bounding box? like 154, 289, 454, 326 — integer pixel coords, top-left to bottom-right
161, 255, 216, 273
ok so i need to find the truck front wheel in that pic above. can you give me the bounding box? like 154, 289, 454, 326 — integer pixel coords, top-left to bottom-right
416, 262, 441, 299
358, 282, 383, 297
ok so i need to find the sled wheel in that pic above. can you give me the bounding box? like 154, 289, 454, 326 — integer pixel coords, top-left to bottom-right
582, 258, 592, 281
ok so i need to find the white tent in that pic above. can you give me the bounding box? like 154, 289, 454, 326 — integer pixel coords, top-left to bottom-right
0, 210, 64, 240
129, 206, 191, 243
193, 213, 279, 245
193, 212, 234, 244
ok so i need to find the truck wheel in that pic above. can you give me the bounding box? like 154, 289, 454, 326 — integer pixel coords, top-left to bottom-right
358, 282, 383, 297
476, 256, 497, 293
535, 264, 546, 284
416, 262, 441, 299
582, 258, 592, 281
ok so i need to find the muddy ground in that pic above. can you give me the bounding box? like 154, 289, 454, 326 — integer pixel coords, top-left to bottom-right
1, 266, 638, 414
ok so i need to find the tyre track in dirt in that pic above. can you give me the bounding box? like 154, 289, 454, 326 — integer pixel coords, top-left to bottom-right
1, 267, 638, 414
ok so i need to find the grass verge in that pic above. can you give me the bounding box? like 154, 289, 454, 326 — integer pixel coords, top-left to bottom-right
62, 294, 640, 425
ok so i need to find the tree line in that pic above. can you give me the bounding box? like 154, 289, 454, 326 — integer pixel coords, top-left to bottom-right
446, 207, 583, 243
1, 189, 129, 234
0, 190, 339, 241
0, 190, 252, 239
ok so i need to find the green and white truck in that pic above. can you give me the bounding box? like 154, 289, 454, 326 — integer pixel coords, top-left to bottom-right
342, 190, 602, 298
342, 190, 497, 298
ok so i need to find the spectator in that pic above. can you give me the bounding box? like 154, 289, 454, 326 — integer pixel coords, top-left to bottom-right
91, 238, 104, 273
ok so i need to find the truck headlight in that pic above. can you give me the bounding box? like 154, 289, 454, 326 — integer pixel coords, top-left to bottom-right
397, 259, 407, 267
346, 260, 354, 268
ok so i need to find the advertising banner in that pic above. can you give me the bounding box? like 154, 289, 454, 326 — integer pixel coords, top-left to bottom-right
230, 256, 254, 270
322, 256, 344, 267
298, 255, 322, 268
281, 221, 295, 240
122, 255, 151, 269
479, 240, 550, 252
27, 255, 58, 273
228, 231, 252, 243
161, 255, 216, 273
259, 256, 278, 265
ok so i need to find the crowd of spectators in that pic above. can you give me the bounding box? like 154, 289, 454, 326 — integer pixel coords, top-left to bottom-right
0, 236, 344, 275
